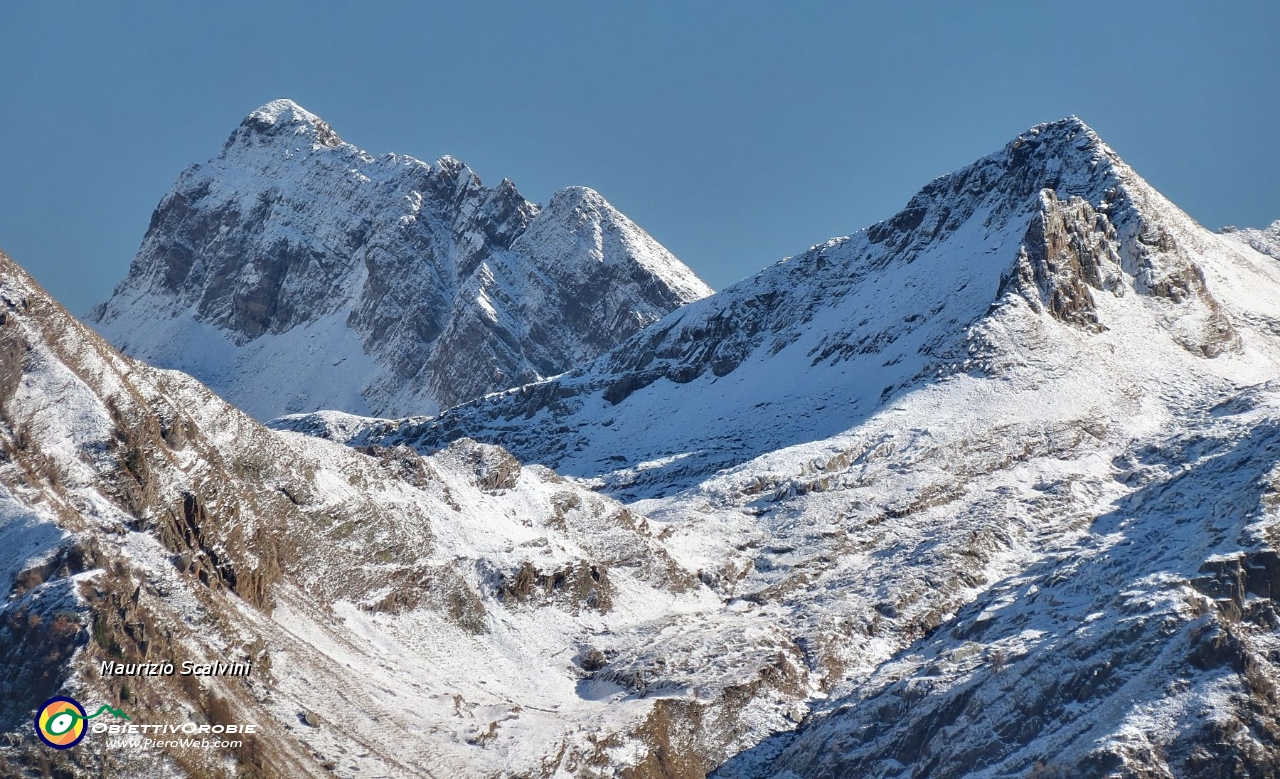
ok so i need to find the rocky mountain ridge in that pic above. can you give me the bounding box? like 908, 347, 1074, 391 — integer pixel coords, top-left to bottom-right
88, 99, 711, 420
0, 248, 792, 777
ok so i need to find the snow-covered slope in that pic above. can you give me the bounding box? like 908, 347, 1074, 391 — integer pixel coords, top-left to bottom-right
1223, 220, 1280, 260
273, 117, 1280, 775
0, 248, 795, 778
320, 118, 1266, 500
88, 99, 711, 421
715, 383, 1280, 777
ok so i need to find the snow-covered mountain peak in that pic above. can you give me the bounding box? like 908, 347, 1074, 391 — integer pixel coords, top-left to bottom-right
1026, 114, 1100, 141
89, 102, 710, 420
431, 152, 483, 186
541, 185, 662, 246
522, 185, 713, 300
547, 184, 608, 211
247, 96, 321, 124
1010, 115, 1108, 164
223, 97, 343, 152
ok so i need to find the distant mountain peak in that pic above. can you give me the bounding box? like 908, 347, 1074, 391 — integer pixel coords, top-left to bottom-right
1030, 114, 1098, 136
433, 153, 472, 177
1014, 115, 1106, 153
247, 97, 324, 126
995, 115, 1115, 186
90, 101, 711, 420
548, 184, 606, 209
224, 97, 343, 152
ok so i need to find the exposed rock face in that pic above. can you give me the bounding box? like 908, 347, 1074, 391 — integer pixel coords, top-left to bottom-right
1000, 189, 1239, 356
1001, 190, 1121, 330
88, 99, 711, 420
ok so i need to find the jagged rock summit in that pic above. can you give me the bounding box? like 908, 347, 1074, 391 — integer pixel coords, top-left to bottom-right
88, 99, 712, 420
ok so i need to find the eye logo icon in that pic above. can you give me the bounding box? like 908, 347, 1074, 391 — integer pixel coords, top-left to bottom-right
34, 697, 129, 749
35, 697, 87, 749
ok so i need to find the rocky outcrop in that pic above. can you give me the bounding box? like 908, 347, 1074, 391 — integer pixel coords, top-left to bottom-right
999, 189, 1240, 358
1001, 190, 1121, 330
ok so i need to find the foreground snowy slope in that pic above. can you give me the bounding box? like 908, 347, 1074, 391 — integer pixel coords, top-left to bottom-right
0, 248, 798, 777
88, 99, 711, 420
737, 387, 1280, 776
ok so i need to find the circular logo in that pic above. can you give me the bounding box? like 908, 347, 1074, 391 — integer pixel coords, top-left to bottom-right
34, 697, 87, 750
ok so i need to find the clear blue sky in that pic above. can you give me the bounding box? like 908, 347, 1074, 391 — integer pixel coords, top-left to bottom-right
1, 1, 1276, 316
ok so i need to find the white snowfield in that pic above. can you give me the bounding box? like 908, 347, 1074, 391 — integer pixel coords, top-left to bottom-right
1, 115, 1279, 777
88, 99, 711, 422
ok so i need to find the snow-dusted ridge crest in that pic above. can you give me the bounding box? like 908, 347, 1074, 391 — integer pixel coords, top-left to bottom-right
311, 116, 1266, 500
88, 98, 712, 421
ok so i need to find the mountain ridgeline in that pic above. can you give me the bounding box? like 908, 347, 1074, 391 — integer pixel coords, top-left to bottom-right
312, 118, 1247, 499
1223, 220, 1280, 261
89, 99, 711, 420
4, 110, 1280, 779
